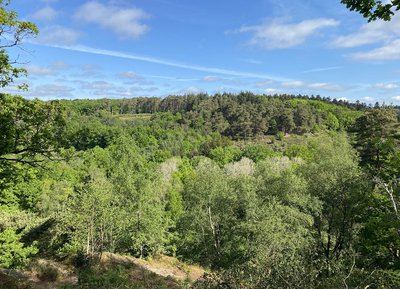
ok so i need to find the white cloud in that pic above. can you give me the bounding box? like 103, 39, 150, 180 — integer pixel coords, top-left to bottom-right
74, 1, 149, 39
27, 65, 52, 76
50, 61, 70, 70
374, 82, 399, 90
362, 96, 374, 101
130, 86, 159, 93
36, 26, 80, 45
119, 71, 142, 80
333, 15, 400, 48
283, 81, 303, 88
27, 61, 70, 76
28, 84, 74, 98
78, 80, 114, 91
255, 79, 274, 87
308, 82, 343, 91
332, 15, 400, 61
351, 39, 400, 60
118, 71, 153, 85
392, 96, 400, 101
263, 88, 279, 94
282, 80, 343, 91
178, 86, 205, 95
240, 18, 339, 49
202, 76, 221, 82
32, 6, 58, 21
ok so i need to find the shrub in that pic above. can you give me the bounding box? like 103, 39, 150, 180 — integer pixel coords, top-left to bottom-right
0, 229, 38, 269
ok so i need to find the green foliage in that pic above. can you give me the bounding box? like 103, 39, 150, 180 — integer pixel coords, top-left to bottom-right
285, 144, 312, 160
301, 134, 367, 269
276, 131, 285, 140
354, 107, 399, 173
208, 146, 241, 166
241, 144, 278, 162
0, 88, 395, 288
0, 0, 38, 88
325, 112, 340, 130
0, 229, 38, 269
0, 94, 65, 165
341, 0, 400, 21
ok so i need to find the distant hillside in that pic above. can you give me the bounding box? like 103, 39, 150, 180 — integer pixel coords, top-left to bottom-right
60, 93, 364, 140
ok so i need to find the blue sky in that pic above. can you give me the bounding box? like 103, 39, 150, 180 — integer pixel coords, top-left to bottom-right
5, 0, 400, 104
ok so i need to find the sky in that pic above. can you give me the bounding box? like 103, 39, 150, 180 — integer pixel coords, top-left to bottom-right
4, 0, 400, 104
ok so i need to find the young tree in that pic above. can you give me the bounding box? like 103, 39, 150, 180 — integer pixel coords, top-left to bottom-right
354, 107, 399, 173
301, 135, 367, 272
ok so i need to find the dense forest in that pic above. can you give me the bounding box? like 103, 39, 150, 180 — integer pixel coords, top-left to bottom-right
1, 92, 400, 288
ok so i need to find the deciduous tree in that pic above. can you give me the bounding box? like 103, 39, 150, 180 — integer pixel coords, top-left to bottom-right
341, 0, 400, 21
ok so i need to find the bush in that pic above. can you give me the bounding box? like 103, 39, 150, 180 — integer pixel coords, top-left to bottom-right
241, 144, 278, 162
0, 229, 38, 269
276, 131, 285, 141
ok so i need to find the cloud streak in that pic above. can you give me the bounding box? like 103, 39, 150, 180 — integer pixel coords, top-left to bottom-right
301, 66, 343, 73
41, 43, 291, 81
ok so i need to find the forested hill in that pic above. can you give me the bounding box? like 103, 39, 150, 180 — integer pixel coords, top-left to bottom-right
62, 93, 363, 140
1, 92, 400, 289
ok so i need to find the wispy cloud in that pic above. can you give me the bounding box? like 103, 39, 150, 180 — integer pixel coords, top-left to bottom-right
41, 43, 291, 81
351, 39, 400, 61
27, 65, 52, 76
301, 66, 343, 74
29, 84, 75, 98
118, 71, 154, 85
143, 75, 198, 82
374, 82, 399, 90
32, 6, 59, 21
27, 61, 71, 76
202, 76, 221, 82
240, 18, 339, 49
255, 80, 274, 87
79, 80, 114, 90
333, 15, 400, 61
333, 15, 400, 48
178, 86, 206, 95
74, 1, 149, 39
282, 80, 344, 91
36, 26, 80, 45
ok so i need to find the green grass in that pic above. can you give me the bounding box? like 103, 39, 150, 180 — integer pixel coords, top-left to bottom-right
116, 114, 152, 122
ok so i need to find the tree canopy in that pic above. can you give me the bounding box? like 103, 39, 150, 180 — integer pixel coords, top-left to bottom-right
0, 0, 38, 88
341, 0, 400, 21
